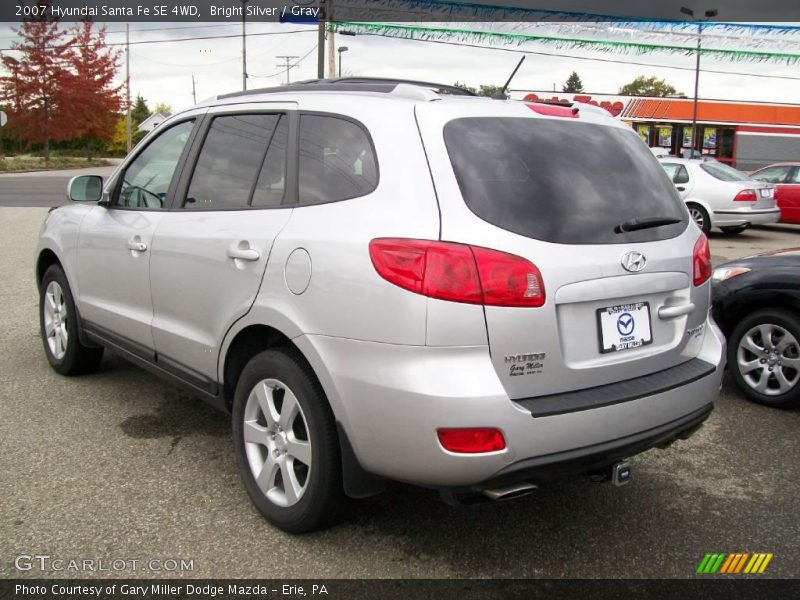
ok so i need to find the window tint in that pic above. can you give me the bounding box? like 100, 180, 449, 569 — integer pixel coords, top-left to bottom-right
752, 165, 791, 184
116, 120, 194, 209
674, 165, 690, 184
444, 118, 687, 245
298, 115, 378, 204
700, 162, 749, 182
251, 116, 288, 207
661, 163, 682, 181
185, 114, 282, 209
791, 168, 800, 184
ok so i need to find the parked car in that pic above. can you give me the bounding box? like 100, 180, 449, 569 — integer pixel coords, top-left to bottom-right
36, 79, 724, 533
749, 162, 800, 225
659, 158, 780, 234
712, 249, 800, 408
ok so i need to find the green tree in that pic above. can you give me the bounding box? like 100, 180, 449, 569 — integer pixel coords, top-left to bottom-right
130, 94, 150, 127
477, 84, 503, 97
619, 76, 681, 97
153, 102, 172, 115
562, 71, 584, 93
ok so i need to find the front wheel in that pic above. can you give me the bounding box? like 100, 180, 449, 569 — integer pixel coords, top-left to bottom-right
39, 265, 103, 375
727, 309, 800, 408
232, 349, 343, 533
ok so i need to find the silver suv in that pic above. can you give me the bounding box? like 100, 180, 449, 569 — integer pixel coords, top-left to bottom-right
36, 79, 724, 532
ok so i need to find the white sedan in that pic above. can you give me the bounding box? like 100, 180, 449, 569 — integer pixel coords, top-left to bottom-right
659, 158, 780, 234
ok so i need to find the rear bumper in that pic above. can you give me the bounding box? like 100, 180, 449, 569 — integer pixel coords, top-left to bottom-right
296, 316, 724, 488
713, 207, 780, 227
465, 402, 712, 491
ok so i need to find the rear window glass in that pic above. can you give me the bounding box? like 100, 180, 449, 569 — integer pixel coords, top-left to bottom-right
444, 118, 687, 245
700, 162, 749, 182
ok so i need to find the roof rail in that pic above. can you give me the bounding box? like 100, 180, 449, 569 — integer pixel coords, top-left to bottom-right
218, 78, 476, 100
332, 77, 476, 96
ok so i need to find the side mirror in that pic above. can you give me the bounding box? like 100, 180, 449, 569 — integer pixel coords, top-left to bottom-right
68, 175, 104, 202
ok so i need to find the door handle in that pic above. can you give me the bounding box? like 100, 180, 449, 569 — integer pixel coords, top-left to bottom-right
227, 246, 260, 262
128, 240, 147, 252
676, 186, 686, 192
658, 303, 695, 319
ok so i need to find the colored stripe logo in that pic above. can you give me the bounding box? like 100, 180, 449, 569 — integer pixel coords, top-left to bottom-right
696, 553, 773, 574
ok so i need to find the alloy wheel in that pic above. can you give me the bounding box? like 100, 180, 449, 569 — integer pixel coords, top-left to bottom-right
689, 207, 705, 230
43, 281, 69, 360
243, 378, 312, 507
737, 323, 800, 396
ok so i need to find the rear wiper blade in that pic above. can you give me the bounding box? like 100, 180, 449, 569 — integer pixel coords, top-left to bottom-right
615, 217, 682, 233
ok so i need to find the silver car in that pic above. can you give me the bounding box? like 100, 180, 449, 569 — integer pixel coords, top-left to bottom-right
660, 157, 780, 234
35, 79, 724, 533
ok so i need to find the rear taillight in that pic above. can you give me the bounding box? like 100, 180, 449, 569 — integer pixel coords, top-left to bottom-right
369, 239, 545, 307
693, 235, 712, 286
437, 428, 506, 453
734, 189, 758, 202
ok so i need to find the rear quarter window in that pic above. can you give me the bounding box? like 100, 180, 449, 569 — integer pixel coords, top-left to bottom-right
444, 117, 688, 245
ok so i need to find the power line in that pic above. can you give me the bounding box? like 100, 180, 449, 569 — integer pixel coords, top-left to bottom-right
0, 28, 316, 53
349, 31, 800, 82
250, 44, 317, 79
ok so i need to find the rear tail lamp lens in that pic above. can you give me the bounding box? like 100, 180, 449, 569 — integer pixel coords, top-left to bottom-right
369, 239, 545, 307
693, 234, 712, 286
437, 428, 506, 453
734, 189, 758, 202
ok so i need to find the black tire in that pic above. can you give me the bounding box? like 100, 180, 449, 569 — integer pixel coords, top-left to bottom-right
232, 348, 343, 533
687, 203, 711, 235
727, 309, 800, 408
39, 265, 104, 376
721, 225, 748, 235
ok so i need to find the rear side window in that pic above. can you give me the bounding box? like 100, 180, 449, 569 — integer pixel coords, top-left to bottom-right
185, 114, 285, 209
700, 162, 749, 182
752, 165, 791, 184
444, 118, 687, 244
298, 114, 378, 205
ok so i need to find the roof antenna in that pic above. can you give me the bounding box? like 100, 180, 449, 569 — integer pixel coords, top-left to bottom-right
493, 56, 526, 99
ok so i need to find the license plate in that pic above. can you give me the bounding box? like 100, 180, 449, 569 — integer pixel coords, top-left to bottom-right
759, 188, 771, 198
597, 302, 653, 353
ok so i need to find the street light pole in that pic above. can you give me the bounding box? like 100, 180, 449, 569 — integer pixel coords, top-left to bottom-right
240, 0, 250, 91
681, 6, 718, 157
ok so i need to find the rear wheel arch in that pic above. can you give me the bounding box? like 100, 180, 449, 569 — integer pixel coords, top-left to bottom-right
718, 292, 800, 337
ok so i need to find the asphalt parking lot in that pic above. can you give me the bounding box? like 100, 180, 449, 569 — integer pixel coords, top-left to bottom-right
1, 201, 799, 580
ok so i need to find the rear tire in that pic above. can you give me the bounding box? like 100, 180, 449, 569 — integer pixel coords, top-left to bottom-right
232, 349, 344, 533
727, 309, 800, 408
687, 203, 711, 234
39, 265, 103, 376
721, 225, 748, 235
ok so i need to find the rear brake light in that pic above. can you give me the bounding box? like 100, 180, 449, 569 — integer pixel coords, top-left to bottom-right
526, 103, 579, 118
734, 189, 758, 202
369, 239, 546, 307
693, 235, 712, 286
437, 428, 506, 453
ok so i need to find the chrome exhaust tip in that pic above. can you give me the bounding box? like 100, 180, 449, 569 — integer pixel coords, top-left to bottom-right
481, 482, 537, 501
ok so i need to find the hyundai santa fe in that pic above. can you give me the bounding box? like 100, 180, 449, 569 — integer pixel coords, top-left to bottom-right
35, 78, 725, 532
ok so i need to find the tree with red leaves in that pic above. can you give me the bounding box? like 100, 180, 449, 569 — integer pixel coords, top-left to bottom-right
0, 3, 74, 165
66, 20, 123, 159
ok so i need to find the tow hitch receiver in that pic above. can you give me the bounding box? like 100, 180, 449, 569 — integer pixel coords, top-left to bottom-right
612, 460, 631, 487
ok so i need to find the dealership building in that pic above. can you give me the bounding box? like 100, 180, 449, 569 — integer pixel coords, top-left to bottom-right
520, 92, 800, 171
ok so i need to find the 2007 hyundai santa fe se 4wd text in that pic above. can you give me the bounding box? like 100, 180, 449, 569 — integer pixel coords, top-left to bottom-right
35, 78, 725, 533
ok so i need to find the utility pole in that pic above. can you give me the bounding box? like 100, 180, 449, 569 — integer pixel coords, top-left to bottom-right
276, 56, 299, 85
317, 0, 325, 79
240, 0, 250, 91
125, 24, 131, 153
191, 75, 197, 104
680, 6, 718, 157
326, 15, 336, 78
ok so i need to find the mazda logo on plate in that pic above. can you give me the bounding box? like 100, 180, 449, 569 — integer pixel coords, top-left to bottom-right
617, 312, 635, 336
621, 251, 647, 273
